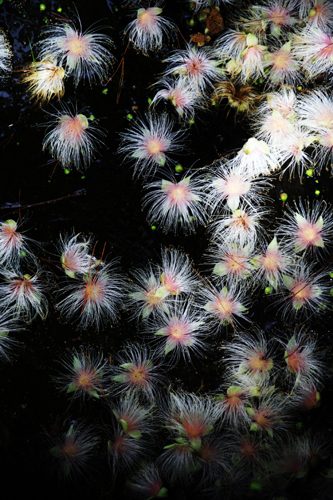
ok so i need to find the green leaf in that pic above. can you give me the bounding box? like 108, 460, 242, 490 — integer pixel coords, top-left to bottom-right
246, 33, 258, 47
165, 343, 176, 355
119, 419, 128, 433
128, 430, 142, 439
73, 356, 81, 371
66, 384, 77, 394
163, 443, 178, 450
227, 386, 243, 396
119, 363, 134, 370
112, 375, 127, 382
157, 487, 168, 498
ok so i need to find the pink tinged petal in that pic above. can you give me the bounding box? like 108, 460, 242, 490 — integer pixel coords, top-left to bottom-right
315, 237, 324, 248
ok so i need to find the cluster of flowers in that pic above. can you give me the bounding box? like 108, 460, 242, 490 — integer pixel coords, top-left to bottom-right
116, 3, 333, 239
1, 197, 332, 376
0, 222, 126, 362
214, 0, 333, 84
46, 325, 332, 498
2, 2, 333, 497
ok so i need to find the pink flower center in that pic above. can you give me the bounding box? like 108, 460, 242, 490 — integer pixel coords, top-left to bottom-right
137, 8, 159, 31
127, 364, 149, 388
225, 254, 247, 274
272, 49, 292, 69
182, 416, 208, 440
186, 56, 205, 78
225, 176, 250, 196
77, 369, 95, 390
62, 441, 79, 460
59, 114, 89, 144
11, 276, 34, 298
1, 223, 21, 250
84, 280, 103, 304
165, 182, 193, 208
296, 222, 322, 248
161, 272, 181, 294
291, 280, 315, 306
214, 297, 235, 319
254, 409, 272, 430
248, 351, 272, 373
267, 6, 290, 26
262, 251, 281, 272
166, 318, 191, 344
285, 348, 307, 374
65, 33, 91, 58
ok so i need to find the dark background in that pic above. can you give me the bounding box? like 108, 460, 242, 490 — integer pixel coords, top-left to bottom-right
1, 1, 333, 499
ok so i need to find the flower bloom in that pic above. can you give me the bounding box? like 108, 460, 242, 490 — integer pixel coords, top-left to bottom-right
209, 241, 255, 283
147, 300, 208, 363
129, 464, 167, 499
21, 58, 65, 104
210, 203, 269, 248
38, 16, 114, 85
47, 420, 99, 480
125, 6, 175, 54
111, 342, 166, 401
54, 347, 112, 401
215, 385, 251, 426
151, 77, 201, 120
202, 284, 249, 331
208, 162, 271, 213
264, 40, 301, 85
57, 259, 125, 330
57, 232, 93, 278
143, 173, 207, 234
0, 268, 48, 321
119, 114, 187, 179
166, 391, 218, 448
163, 44, 223, 92
278, 199, 333, 256
111, 391, 154, 439
251, 237, 291, 289
292, 26, 333, 79
224, 329, 275, 383
107, 423, 148, 475
246, 393, 290, 438
159, 247, 199, 296
282, 330, 325, 386
43, 105, 105, 170
0, 219, 35, 264
279, 261, 330, 319
128, 264, 170, 320
238, 33, 267, 83
231, 136, 280, 176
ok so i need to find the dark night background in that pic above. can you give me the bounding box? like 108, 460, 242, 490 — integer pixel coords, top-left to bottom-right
1, 0, 333, 499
